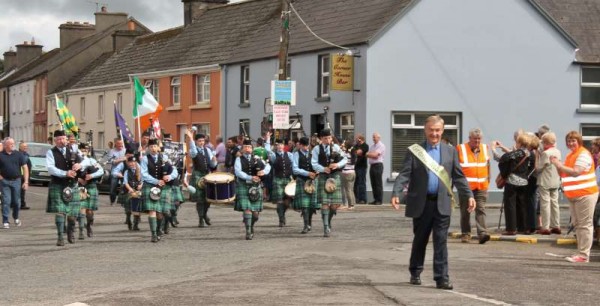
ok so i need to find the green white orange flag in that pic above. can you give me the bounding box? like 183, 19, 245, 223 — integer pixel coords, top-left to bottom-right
133, 76, 162, 118
55, 94, 79, 137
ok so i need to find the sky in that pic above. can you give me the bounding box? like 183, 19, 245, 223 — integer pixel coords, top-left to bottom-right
0, 0, 245, 55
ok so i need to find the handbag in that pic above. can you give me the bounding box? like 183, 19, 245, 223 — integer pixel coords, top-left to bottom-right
496, 153, 528, 189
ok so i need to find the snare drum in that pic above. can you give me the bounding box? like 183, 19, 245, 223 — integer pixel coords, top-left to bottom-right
204, 172, 236, 204
284, 180, 296, 198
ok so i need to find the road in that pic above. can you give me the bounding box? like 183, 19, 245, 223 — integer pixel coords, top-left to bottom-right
0, 185, 597, 306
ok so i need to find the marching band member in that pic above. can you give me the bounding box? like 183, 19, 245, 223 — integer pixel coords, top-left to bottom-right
186, 130, 217, 228
141, 139, 178, 243
292, 136, 318, 234
123, 156, 143, 231
76, 143, 103, 239
111, 148, 136, 230
46, 130, 83, 246
234, 139, 271, 240
265, 132, 294, 227
311, 129, 347, 237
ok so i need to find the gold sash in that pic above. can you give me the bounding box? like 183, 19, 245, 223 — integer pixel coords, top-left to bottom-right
408, 144, 457, 208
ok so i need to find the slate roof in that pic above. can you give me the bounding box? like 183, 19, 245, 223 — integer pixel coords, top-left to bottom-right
71, 0, 413, 88
53, 52, 113, 93
533, 0, 600, 63
0, 48, 60, 88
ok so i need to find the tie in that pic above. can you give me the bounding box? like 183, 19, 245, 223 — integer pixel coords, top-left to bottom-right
153, 155, 158, 163
61, 148, 66, 157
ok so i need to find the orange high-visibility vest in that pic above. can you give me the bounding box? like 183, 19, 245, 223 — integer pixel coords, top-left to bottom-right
561, 146, 598, 199
456, 143, 489, 190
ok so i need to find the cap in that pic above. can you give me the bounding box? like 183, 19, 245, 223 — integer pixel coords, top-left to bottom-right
299, 137, 309, 146
148, 139, 159, 146
243, 139, 252, 146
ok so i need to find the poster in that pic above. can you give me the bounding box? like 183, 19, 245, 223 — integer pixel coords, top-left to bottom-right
272, 104, 290, 129
271, 80, 296, 105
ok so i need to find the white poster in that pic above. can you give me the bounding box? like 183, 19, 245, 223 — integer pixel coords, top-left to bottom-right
272, 104, 290, 129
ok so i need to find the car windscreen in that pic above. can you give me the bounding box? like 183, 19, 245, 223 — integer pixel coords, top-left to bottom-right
28, 144, 51, 158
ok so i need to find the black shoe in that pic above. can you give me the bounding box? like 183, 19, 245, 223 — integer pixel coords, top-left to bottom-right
374, 201, 382, 205
436, 281, 453, 290
410, 276, 421, 285
86, 223, 93, 238
151, 235, 158, 243
204, 217, 211, 226
67, 224, 75, 244
246, 233, 253, 240
56, 239, 65, 246
301, 226, 310, 234
357, 201, 366, 204
478, 234, 490, 245
324, 227, 331, 238
369, 201, 377, 205
20, 206, 30, 210
198, 218, 205, 228
279, 221, 285, 228
78, 231, 85, 240
132, 223, 140, 231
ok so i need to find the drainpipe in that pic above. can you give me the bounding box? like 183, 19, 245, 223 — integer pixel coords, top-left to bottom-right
222, 64, 228, 138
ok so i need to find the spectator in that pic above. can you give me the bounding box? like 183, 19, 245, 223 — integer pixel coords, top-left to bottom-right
0, 137, 29, 229
107, 141, 114, 150
551, 131, 598, 263
352, 134, 369, 204
341, 137, 356, 209
367, 132, 385, 204
214, 135, 226, 172
108, 139, 126, 205
535, 132, 562, 235
18, 142, 31, 210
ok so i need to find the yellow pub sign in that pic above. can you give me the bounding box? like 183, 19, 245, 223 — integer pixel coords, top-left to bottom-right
331, 54, 353, 91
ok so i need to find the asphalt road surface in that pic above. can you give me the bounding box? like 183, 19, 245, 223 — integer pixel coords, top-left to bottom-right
0, 185, 598, 306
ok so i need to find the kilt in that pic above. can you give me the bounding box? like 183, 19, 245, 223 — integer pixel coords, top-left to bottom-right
172, 185, 184, 204
142, 184, 173, 213
293, 177, 319, 210
317, 173, 343, 205
271, 176, 291, 203
117, 190, 129, 206
122, 192, 144, 213
234, 179, 263, 212
46, 182, 82, 217
189, 170, 208, 204
80, 184, 99, 211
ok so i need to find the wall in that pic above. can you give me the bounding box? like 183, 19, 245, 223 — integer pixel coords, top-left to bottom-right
9, 80, 35, 142
367, 0, 579, 201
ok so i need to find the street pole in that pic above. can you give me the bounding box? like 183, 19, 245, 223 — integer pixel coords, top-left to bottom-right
276, 0, 290, 142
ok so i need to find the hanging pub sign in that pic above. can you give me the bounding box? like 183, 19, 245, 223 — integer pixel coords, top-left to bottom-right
271, 80, 296, 105
331, 54, 353, 91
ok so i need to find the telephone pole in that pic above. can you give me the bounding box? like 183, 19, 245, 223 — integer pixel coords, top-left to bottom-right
278, 0, 290, 81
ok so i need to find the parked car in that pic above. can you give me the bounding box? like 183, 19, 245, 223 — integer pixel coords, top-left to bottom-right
26, 142, 52, 186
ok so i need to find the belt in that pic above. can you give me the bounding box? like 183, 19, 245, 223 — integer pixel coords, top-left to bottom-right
4, 177, 21, 180
426, 194, 438, 201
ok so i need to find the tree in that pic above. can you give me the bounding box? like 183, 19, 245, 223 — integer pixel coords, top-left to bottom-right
0, 58, 4, 74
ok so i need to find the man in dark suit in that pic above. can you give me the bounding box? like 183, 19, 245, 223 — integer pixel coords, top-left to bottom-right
391, 115, 475, 290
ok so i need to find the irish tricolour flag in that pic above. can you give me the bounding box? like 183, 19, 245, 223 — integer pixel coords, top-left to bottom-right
133, 76, 163, 132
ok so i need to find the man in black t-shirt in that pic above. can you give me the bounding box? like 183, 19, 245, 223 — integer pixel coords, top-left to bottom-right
0, 138, 29, 229
352, 134, 369, 204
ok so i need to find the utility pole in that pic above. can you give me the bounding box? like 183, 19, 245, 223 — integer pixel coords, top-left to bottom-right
278, 0, 290, 81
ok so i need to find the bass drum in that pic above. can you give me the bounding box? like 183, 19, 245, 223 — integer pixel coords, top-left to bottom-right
204, 172, 236, 204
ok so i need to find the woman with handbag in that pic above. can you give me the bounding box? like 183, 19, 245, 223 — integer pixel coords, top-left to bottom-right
550, 131, 598, 263
495, 134, 531, 235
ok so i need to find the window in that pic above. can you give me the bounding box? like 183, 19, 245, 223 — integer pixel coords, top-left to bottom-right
171, 76, 180, 106
339, 113, 354, 143
192, 123, 211, 139
196, 74, 210, 104
581, 124, 600, 149
116, 92, 123, 114
581, 67, 600, 108
97, 95, 104, 120
241, 65, 250, 104
97, 131, 105, 149
391, 113, 461, 173
239, 119, 250, 137
144, 79, 159, 99
318, 54, 330, 97
80, 97, 85, 120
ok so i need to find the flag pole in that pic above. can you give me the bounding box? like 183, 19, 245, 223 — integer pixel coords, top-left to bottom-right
114, 101, 124, 141
54, 94, 64, 131
136, 104, 142, 152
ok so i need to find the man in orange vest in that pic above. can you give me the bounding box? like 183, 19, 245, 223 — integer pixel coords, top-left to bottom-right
457, 128, 491, 244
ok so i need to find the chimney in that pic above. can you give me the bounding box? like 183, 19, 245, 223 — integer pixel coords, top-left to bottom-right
182, 0, 229, 26
3, 49, 17, 71
59, 21, 95, 49
94, 6, 128, 33
16, 40, 43, 67
112, 22, 144, 52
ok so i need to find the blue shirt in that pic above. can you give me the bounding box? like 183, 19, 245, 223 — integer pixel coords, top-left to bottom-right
292, 149, 312, 177
426, 142, 440, 195
140, 153, 178, 185
0, 150, 26, 179
46, 146, 69, 177
189, 141, 217, 168
310, 144, 348, 173
234, 153, 271, 181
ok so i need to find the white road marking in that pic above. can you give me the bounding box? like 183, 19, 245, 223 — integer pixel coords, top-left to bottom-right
450, 291, 513, 305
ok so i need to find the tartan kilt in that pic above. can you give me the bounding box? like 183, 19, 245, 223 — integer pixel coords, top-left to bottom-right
271, 176, 291, 203
293, 177, 319, 210
142, 184, 173, 213
80, 184, 99, 211
172, 184, 184, 204
117, 189, 129, 206
46, 182, 82, 217
122, 193, 144, 213
317, 173, 343, 205
234, 179, 263, 212
190, 170, 208, 204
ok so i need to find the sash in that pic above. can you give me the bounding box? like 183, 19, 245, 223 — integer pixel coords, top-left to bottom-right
408, 144, 457, 208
